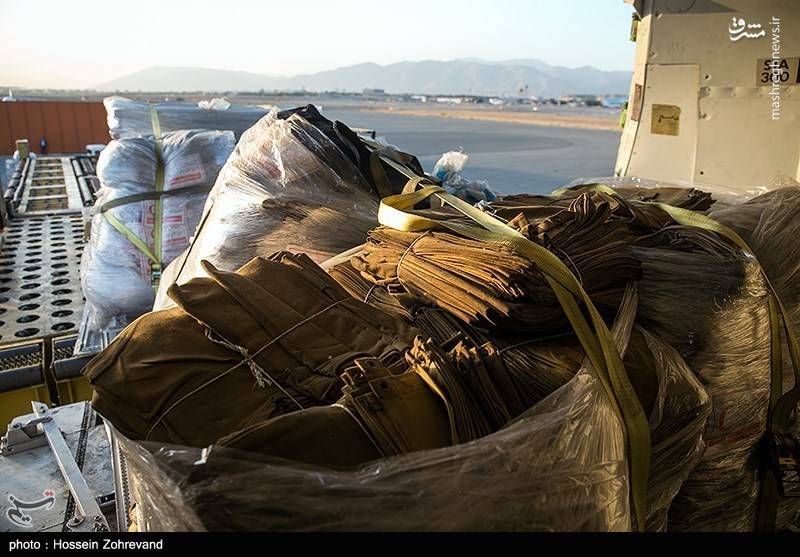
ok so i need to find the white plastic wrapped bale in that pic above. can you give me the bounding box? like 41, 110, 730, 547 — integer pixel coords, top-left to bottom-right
153, 110, 380, 310
105, 96, 269, 140
78, 130, 235, 343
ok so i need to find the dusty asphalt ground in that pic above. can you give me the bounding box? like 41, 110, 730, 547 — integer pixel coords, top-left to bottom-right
322, 106, 622, 195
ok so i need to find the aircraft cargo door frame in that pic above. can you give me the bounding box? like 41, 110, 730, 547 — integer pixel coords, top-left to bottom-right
616, 0, 800, 193
626, 63, 699, 185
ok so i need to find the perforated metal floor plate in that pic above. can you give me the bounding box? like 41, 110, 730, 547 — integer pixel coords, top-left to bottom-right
18, 157, 83, 215
0, 215, 85, 345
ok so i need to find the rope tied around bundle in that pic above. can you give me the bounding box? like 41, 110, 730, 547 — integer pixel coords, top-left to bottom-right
144, 296, 351, 441
204, 328, 274, 389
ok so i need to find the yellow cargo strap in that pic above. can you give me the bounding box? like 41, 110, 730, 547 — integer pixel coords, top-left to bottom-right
555, 183, 800, 531
101, 211, 160, 266
551, 183, 617, 197
100, 105, 165, 289
150, 105, 164, 287
99, 184, 213, 213
379, 179, 651, 531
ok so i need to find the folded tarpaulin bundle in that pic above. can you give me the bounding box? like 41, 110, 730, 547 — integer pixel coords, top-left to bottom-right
113, 287, 710, 531
335, 255, 692, 423
216, 330, 534, 464
332, 259, 584, 408
557, 180, 800, 531
217, 339, 457, 465
564, 183, 715, 212
152, 105, 425, 310
630, 246, 773, 531
334, 186, 737, 412
104, 96, 270, 140
656, 186, 800, 532
492, 187, 716, 237
333, 181, 800, 530
352, 192, 641, 333
77, 130, 235, 343
216, 302, 689, 466
332, 260, 712, 529
83, 252, 415, 447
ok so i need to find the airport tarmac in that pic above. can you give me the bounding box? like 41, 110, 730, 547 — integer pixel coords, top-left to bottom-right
323, 107, 622, 195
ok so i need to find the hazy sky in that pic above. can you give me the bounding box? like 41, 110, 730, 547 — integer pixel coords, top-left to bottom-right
0, 0, 635, 89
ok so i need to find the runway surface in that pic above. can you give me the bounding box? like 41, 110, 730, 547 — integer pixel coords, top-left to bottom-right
323, 108, 622, 195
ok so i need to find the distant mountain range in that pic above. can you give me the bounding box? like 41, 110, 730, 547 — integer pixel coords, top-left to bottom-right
95, 59, 631, 97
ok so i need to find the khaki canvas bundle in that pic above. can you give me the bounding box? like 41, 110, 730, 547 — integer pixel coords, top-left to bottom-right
85, 252, 414, 447
84, 118, 800, 532
115, 285, 711, 532
353, 194, 638, 333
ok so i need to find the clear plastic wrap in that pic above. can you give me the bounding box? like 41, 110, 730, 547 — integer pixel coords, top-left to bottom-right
152, 110, 381, 310
77, 130, 234, 342
120, 368, 630, 532
432, 150, 498, 204
631, 247, 772, 531
566, 177, 800, 530
104, 96, 269, 140
562, 175, 770, 205
710, 186, 800, 530
113, 288, 710, 532
197, 98, 232, 111
710, 186, 800, 330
